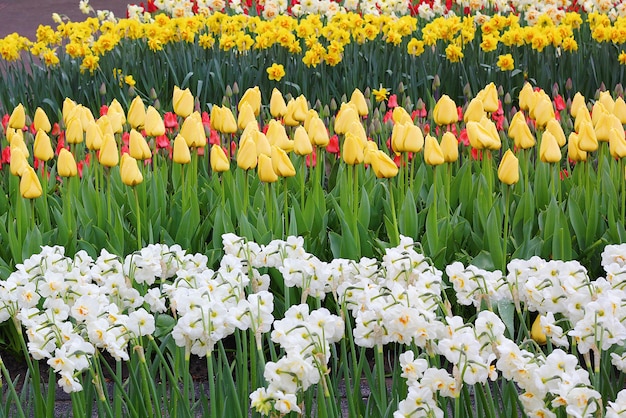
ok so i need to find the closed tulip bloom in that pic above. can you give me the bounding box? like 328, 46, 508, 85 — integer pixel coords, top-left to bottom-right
129, 129, 152, 160
237, 136, 258, 170
97, 115, 114, 137
578, 121, 598, 152
598, 90, 615, 114
145, 106, 166, 137
479, 116, 501, 150
271, 145, 296, 177
308, 117, 329, 147
476, 82, 499, 113
497, 149, 519, 185
467, 119, 500, 150
539, 131, 561, 163
180, 115, 205, 147
530, 316, 547, 345
507, 111, 526, 140
424, 134, 445, 166
370, 150, 399, 178
220, 106, 238, 134
239, 86, 261, 117
9, 130, 29, 157
441, 131, 459, 162
283, 99, 300, 127
80, 106, 95, 128
392, 106, 413, 125
463, 98, 485, 123
127, 96, 146, 129
9, 103, 25, 129
270, 88, 287, 118
614, 96, 626, 124
266, 119, 291, 149
34, 130, 54, 161
591, 102, 609, 128
343, 132, 365, 165
433, 95, 458, 125
20, 166, 42, 199
533, 97, 555, 128
609, 128, 626, 159
107, 110, 124, 134
509, 112, 536, 149
363, 140, 379, 165
238, 102, 256, 131
120, 154, 143, 186
85, 121, 104, 150
293, 95, 308, 122
108, 99, 126, 125
293, 126, 313, 156
254, 131, 272, 157
567, 132, 587, 162
595, 113, 623, 143
570, 92, 586, 118
258, 153, 278, 183
173, 86, 194, 118
33, 107, 51, 133
173, 134, 191, 164
66, 117, 84, 144
347, 120, 368, 147
62, 97, 78, 125
210, 105, 222, 132
391, 122, 407, 154
518, 83, 534, 111
58, 148, 78, 177
574, 105, 592, 133
334, 104, 359, 135
10, 147, 29, 176
392, 123, 424, 153
99, 133, 119, 167
546, 119, 566, 147
210, 144, 230, 173
350, 88, 368, 116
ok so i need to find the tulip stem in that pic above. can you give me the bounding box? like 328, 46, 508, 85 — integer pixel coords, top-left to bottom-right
621, 158, 625, 222
265, 182, 273, 230
388, 179, 399, 246
283, 178, 289, 237
134, 187, 141, 250
243, 169, 249, 216
503, 185, 511, 273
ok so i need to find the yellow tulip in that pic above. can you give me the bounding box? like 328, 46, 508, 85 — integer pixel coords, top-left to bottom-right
530, 316, 547, 345
476, 82, 498, 113
239, 86, 261, 117
33, 107, 51, 133
533, 97, 555, 128
34, 130, 54, 162
370, 150, 399, 178
392, 106, 413, 125
467, 120, 497, 150
596, 113, 623, 143
591, 102, 609, 128
258, 153, 278, 183
283, 99, 300, 127
433, 95, 458, 126
237, 136, 258, 170
85, 121, 104, 151
62, 97, 77, 126
609, 128, 626, 159
363, 141, 379, 165
10, 147, 28, 176
145, 106, 166, 137
108, 99, 126, 125
293, 126, 313, 156
343, 132, 365, 165
220, 106, 238, 134
349, 88, 368, 116
210, 144, 230, 173
334, 104, 359, 135
127, 96, 146, 129
270, 88, 287, 118
598, 90, 615, 114
107, 111, 124, 134
254, 131, 272, 157
545, 119, 566, 147
80, 106, 95, 129
497, 149, 519, 185
179, 115, 205, 147
518, 82, 534, 112
567, 132, 587, 162
570, 92, 586, 118
463, 98, 485, 123
441, 131, 459, 163
509, 112, 536, 149
210, 105, 223, 132
9, 104, 25, 129
308, 117, 329, 147
266, 119, 292, 151
99, 133, 119, 167
392, 123, 423, 154
614, 96, 626, 124
347, 120, 368, 148
9, 130, 29, 157
574, 105, 592, 133
238, 102, 257, 131
96, 115, 114, 138
578, 121, 598, 153
120, 154, 143, 186
58, 148, 78, 177
129, 129, 152, 160
20, 166, 42, 199
173, 86, 194, 118
66, 117, 84, 144
293, 95, 309, 122
424, 135, 445, 166
479, 117, 501, 150
173, 134, 191, 164
539, 131, 561, 163
271, 146, 296, 177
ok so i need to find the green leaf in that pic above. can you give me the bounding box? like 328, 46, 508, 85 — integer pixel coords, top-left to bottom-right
496, 300, 516, 339
567, 195, 586, 251
398, 188, 418, 239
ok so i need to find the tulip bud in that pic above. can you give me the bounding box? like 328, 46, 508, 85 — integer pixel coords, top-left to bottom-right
342, 132, 365, 165
530, 316, 547, 345
567, 132, 587, 162
127, 96, 146, 129
107, 111, 124, 134
363, 141, 379, 165
33, 107, 51, 133
545, 119, 566, 147
266, 119, 292, 151
497, 149, 519, 185
20, 166, 42, 199
179, 114, 205, 147
34, 130, 54, 162
574, 105, 592, 133
9, 129, 29, 157
173, 86, 194, 118
129, 129, 152, 160
85, 121, 104, 151
218, 106, 237, 134
370, 150, 399, 178
578, 121, 598, 153
349, 88, 368, 116
237, 102, 256, 131
10, 147, 29, 176
62, 98, 77, 125
108, 99, 126, 125
609, 128, 626, 159
237, 136, 258, 170
293, 126, 313, 156
598, 90, 615, 114
334, 104, 358, 135
570, 92, 586, 118
9, 104, 25, 129
440, 131, 459, 163
271, 145, 296, 177
539, 131, 561, 163
308, 117, 329, 147
209, 147, 230, 175
57, 148, 78, 177
424, 135, 445, 166
476, 82, 499, 113
120, 154, 143, 186
173, 134, 191, 164
66, 117, 84, 144
463, 98, 485, 123
293, 95, 309, 122
433, 95, 458, 126
614, 97, 626, 124
270, 88, 287, 118
533, 97, 555, 128
392, 106, 413, 125
591, 102, 609, 128
518, 83, 534, 111
509, 111, 536, 149
145, 106, 166, 137
258, 153, 278, 183
239, 86, 262, 117
99, 133, 119, 167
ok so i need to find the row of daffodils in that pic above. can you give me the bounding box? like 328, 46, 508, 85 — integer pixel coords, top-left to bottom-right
1, 234, 626, 417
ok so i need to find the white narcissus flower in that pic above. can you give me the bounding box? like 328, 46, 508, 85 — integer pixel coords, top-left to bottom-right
399, 351, 428, 385
127, 308, 156, 337
606, 389, 626, 418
